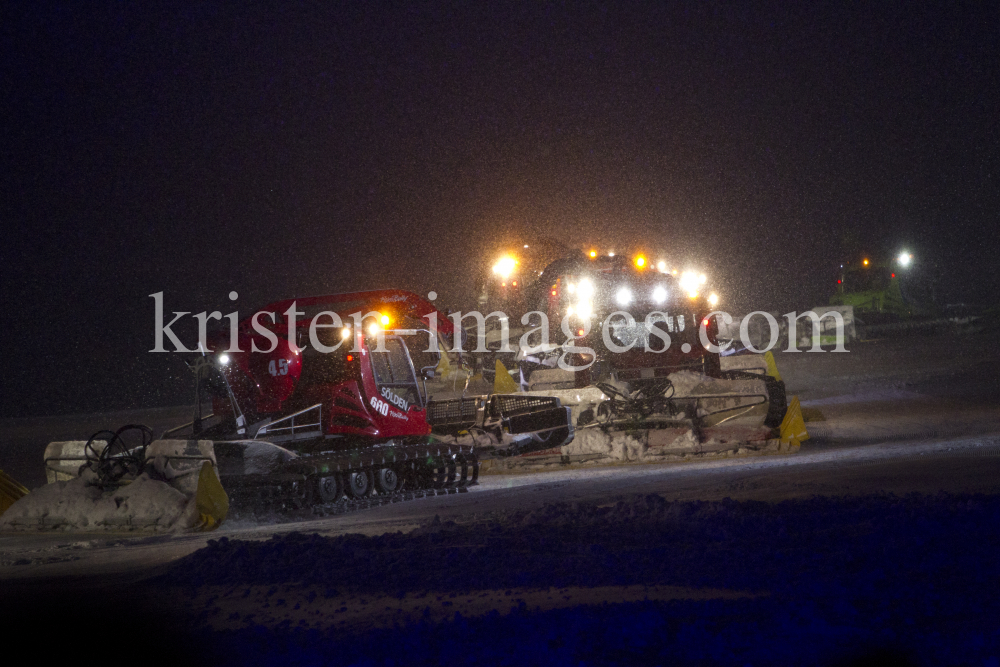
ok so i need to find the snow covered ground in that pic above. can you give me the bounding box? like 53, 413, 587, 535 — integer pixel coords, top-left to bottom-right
2, 332, 999, 665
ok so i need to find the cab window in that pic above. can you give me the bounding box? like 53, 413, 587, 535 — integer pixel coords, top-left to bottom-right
369, 337, 422, 408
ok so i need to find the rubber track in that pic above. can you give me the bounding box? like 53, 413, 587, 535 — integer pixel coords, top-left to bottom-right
307, 485, 473, 518
229, 483, 476, 524
226, 454, 479, 523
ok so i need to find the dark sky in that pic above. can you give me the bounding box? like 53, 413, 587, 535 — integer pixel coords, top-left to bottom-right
2, 2, 998, 417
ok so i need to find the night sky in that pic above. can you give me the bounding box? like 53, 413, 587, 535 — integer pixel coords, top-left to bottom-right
2, 2, 998, 417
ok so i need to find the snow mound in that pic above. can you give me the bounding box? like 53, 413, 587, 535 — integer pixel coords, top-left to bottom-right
561, 429, 645, 461
0, 469, 201, 532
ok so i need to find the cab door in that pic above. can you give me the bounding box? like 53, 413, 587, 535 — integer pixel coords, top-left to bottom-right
368, 336, 425, 411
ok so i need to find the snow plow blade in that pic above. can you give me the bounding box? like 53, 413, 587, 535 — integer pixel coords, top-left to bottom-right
426, 393, 575, 457
482, 355, 793, 472
194, 460, 229, 530
0, 469, 28, 517
1, 439, 227, 532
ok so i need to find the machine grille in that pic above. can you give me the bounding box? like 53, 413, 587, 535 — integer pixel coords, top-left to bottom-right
489, 394, 559, 418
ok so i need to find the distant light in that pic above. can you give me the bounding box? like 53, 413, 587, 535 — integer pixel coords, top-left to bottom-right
699, 274, 707, 284
380, 314, 390, 326
218, 354, 230, 365
615, 286, 632, 306
702, 318, 710, 327
608, 251, 615, 257
837, 279, 842, 284
892, 273, 896, 278
634, 255, 646, 269
368, 323, 381, 335
578, 278, 595, 298
657, 261, 666, 272
346, 354, 354, 362
524, 244, 529, 248
341, 327, 351, 339
708, 293, 719, 306
589, 250, 598, 259
863, 259, 869, 266
512, 281, 517, 286
577, 328, 585, 337
898, 252, 912, 267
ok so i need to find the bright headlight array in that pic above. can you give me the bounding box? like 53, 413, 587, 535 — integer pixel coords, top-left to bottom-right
566, 278, 595, 319
679, 271, 707, 298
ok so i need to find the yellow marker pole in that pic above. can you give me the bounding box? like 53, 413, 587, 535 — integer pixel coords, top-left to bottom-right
764, 350, 782, 382
435, 350, 453, 377
493, 359, 521, 394
0, 469, 29, 517
779, 396, 809, 447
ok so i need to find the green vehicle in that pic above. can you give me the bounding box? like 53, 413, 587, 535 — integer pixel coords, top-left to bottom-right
830, 252, 931, 324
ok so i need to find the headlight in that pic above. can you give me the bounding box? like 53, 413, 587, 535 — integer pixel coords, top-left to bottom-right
218, 354, 230, 365
576, 300, 593, 319
492, 255, 517, 279
652, 285, 667, 304
679, 271, 701, 298
578, 278, 595, 299
615, 286, 632, 306
708, 293, 719, 306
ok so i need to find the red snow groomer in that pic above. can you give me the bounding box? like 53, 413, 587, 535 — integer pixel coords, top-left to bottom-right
168, 289, 573, 510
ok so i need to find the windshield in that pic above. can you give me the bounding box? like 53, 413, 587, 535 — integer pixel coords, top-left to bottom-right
368, 337, 422, 408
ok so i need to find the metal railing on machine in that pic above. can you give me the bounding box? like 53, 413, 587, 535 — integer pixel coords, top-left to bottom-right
253, 403, 323, 443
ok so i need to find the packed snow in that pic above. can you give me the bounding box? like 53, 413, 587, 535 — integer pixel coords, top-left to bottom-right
0, 469, 201, 532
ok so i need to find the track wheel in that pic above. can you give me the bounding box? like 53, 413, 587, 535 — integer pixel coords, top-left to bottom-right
289, 479, 314, 510
346, 469, 373, 498
374, 467, 401, 494
469, 455, 480, 485
431, 463, 450, 489
316, 474, 342, 503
